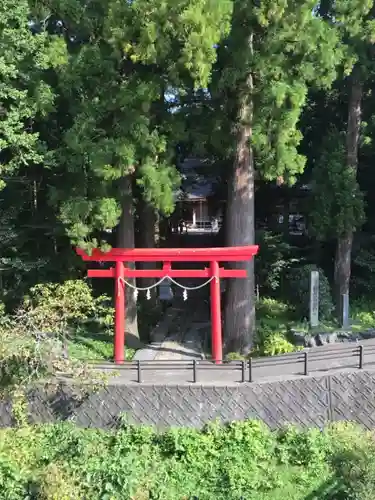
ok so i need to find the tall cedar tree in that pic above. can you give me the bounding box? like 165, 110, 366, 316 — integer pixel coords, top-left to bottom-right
33, 0, 232, 342
310, 0, 375, 318
212, 0, 349, 352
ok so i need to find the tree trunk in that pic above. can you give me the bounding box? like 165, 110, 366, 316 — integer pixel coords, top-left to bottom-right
117, 175, 140, 347
334, 67, 362, 319
224, 42, 255, 354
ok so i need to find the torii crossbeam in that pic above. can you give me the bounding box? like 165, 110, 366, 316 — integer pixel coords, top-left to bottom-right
76, 246, 259, 364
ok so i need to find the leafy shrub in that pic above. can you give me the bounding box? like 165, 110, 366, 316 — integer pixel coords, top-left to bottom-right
353, 310, 375, 328
256, 297, 290, 319
0, 280, 112, 405
262, 332, 297, 356
255, 230, 300, 294
0, 283, 109, 417
2, 420, 375, 499
225, 351, 246, 361
22, 280, 113, 334
331, 447, 375, 500
326, 423, 375, 500
34, 463, 84, 499
254, 298, 298, 356
256, 297, 292, 331
351, 298, 375, 327
0, 455, 30, 499
286, 264, 334, 320
0, 315, 106, 403
276, 426, 331, 473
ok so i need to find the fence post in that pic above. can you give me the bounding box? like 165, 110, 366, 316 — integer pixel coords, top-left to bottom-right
192, 360, 197, 383
137, 360, 142, 383
248, 358, 253, 383
304, 351, 308, 376
241, 361, 246, 383
359, 345, 364, 369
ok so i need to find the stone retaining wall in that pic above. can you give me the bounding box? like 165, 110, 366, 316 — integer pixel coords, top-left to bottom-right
2, 370, 375, 429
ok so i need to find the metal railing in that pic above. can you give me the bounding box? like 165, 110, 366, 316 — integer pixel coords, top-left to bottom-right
90, 342, 375, 384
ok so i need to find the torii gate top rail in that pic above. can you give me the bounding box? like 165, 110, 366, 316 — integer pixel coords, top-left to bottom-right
76, 246, 258, 262
76, 245, 259, 364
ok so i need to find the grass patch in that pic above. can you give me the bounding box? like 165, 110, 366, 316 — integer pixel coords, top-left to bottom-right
66, 303, 162, 363
67, 326, 135, 361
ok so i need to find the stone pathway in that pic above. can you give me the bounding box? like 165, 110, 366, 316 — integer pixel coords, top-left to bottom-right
153, 321, 210, 361
134, 296, 210, 362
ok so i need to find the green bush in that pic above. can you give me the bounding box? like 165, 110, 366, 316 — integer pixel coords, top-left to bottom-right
256, 297, 292, 332
255, 230, 300, 294
262, 332, 298, 356
286, 264, 334, 320
225, 351, 246, 361
256, 297, 290, 320
1, 421, 375, 499
22, 280, 114, 333
0, 281, 109, 410
351, 298, 375, 328
254, 298, 299, 356
326, 422, 375, 500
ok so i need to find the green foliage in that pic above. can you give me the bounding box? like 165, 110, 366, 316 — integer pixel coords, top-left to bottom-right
286, 265, 334, 320
0, 0, 65, 185
325, 422, 375, 500
35, 0, 232, 251
1, 420, 375, 499
254, 298, 298, 356
22, 279, 114, 333
262, 332, 298, 356
254, 297, 375, 353
351, 235, 375, 297
351, 298, 375, 328
0, 310, 105, 400
212, 0, 349, 183
17, 279, 121, 365
310, 130, 365, 239
107, 0, 233, 88
0, 280, 110, 412
255, 230, 299, 293
331, 447, 375, 499
256, 297, 291, 318
276, 425, 332, 474
226, 351, 246, 361
256, 297, 292, 331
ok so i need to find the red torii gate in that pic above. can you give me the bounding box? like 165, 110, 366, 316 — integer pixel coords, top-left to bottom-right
76, 245, 258, 364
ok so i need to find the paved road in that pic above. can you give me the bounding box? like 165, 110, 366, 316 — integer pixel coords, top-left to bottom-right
90, 338, 375, 386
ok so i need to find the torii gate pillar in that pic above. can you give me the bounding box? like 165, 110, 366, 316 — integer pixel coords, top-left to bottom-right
76, 245, 259, 364
114, 261, 125, 364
